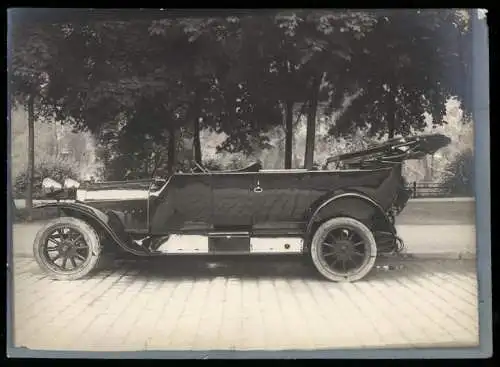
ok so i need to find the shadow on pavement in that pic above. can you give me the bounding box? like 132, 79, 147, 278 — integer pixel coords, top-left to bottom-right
89, 255, 476, 283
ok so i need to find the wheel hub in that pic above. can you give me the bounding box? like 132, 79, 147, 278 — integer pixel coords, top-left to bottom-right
335, 239, 356, 260
59, 240, 77, 256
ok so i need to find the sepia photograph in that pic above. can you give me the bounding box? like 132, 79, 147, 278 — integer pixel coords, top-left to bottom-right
7, 8, 491, 358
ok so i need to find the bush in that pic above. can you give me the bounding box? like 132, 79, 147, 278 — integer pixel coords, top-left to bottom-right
13, 163, 79, 199
203, 154, 254, 171
203, 159, 223, 171
441, 149, 474, 196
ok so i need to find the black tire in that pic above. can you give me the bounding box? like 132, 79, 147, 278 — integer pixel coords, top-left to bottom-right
310, 217, 377, 282
33, 217, 102, 281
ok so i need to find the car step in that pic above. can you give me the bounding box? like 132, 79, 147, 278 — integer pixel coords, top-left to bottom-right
208, 231, 250, 253
150, 233, 304, 255
208, 231, 250, 238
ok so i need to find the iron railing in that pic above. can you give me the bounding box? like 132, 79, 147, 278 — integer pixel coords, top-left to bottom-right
406, 181, 459, 198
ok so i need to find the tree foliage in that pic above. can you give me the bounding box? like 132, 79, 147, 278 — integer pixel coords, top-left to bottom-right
441, 149, 474, 196
328, 9, 471, 139
9, 9, 472, 181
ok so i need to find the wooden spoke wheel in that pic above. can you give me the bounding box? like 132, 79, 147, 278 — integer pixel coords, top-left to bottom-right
310, 217, 377, 282
33, 217, 102, 281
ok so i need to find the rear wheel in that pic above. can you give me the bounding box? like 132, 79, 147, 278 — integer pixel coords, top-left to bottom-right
33, 217, 102, 281
310, 217, 377, 282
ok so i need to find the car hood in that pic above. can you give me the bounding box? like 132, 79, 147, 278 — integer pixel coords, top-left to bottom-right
325, 133, 451, 169
74, 178, 166, 202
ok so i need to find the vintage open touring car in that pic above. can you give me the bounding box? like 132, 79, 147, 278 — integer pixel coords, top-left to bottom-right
32, 133, 451, 282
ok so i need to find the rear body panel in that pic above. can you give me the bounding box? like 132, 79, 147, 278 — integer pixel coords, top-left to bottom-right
251, 168, 398, 236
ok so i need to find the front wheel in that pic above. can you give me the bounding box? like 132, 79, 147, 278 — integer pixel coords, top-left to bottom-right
33, 217, 102, 281
310, 217, 377, 282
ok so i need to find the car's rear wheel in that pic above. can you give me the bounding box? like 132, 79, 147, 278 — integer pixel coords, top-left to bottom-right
310, 217, 377, 282
33, 217, 102, 281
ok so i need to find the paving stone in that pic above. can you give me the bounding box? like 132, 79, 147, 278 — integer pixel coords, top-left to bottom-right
11, 256, 479, 351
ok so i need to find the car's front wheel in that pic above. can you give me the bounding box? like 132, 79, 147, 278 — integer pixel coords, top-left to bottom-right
310, 217, 377, 282
33, 217, 102, 281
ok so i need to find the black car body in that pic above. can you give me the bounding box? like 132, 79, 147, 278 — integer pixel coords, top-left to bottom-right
32, 133, 451, 282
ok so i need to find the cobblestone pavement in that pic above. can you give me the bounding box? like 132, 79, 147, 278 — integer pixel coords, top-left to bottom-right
10, 256, 479, 352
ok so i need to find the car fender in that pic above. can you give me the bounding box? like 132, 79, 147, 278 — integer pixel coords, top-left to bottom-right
305, 191, 396, 241
33, 202, 150, 256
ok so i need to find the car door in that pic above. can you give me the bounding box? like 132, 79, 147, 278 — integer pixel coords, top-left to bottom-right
211, 172, 255, 230
251, 170, 309, 235
149, 173, 213, 234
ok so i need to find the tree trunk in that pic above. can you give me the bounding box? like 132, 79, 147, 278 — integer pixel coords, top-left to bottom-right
167, 126, 176, 175
388, 118, 395, 139
193, 116, 202, 164
284, 100, 294, 169
423, 155, 433, 181
191, 90, 203, 164
459, 15, 473, 115
430, 154, 434, 180
144, 159, 149, 177
304, 76, 321, 170
12, 197, 19, 219
26, 94, 35, 222
293, 102, 307, 169
53, 121, 59, 159
386, 92, 396, 139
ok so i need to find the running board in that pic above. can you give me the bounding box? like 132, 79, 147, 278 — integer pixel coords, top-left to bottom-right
153, 234, 304, 255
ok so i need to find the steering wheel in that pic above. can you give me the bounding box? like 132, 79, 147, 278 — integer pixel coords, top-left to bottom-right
191, 161, 209, 173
